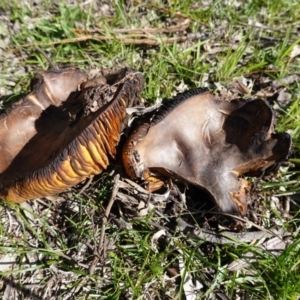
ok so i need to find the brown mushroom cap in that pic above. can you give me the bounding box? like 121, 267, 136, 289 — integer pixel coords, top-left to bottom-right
122, 89, 291, 215
0, 67, 144, 202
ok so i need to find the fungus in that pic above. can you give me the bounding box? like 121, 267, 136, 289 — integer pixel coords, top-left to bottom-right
123, 89, 291, 215
0, 68, 144, 202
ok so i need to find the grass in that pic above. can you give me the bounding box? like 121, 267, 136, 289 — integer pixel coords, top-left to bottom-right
0, 0, 300, 299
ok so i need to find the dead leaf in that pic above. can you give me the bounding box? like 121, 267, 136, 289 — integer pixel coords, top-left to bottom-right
228, 231, 291, 272
276, 89, 292, 108
289, 44, 300, 61
272, 74, 300, 88
0, 254, 18, 272
151, 229, 166, 252
178, 252, 203, 300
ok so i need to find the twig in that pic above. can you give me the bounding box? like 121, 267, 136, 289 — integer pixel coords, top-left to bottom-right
34, 45, 58, 70
73, 19, 190, 35
78, 177, 94, 195
176, 217, 286, 245
177, 210, 283, 239
237, 22, 299, 35
13, 34, 197, 51
89, 174, 120, 275
2, 277, 44, 300
99, 174, 120, 249
272, 191, 300, 197
53, 251, 90, 269
253, 33, 297, 44
70, 278, 88, 300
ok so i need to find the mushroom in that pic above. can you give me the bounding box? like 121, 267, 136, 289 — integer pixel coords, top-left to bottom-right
122, 88, 291, 215
0, 67, 144, 202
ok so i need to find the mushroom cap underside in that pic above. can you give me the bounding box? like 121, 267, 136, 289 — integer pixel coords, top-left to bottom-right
0, 67, 144, 202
